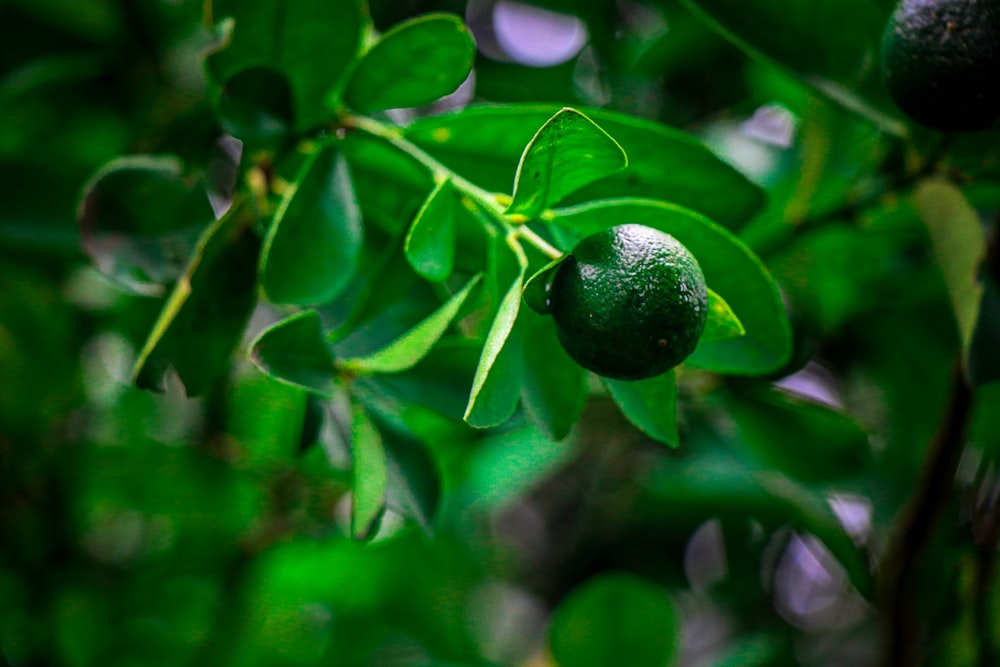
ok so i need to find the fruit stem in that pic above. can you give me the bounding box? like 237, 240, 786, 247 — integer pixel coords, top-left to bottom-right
515, 225, 563, 260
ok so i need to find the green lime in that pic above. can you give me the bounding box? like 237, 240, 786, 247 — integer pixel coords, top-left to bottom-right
547, 223, 708, 381
881, 0, 1000, 132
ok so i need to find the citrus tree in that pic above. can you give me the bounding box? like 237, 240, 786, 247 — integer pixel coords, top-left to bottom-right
1, 0, 999, 666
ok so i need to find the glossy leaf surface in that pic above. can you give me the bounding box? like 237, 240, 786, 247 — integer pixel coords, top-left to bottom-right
404, 177, 458, 281
507, 108, 627, 218
248, 310, 338, 397
260, 144, 363, 306
606, 372, 678, 447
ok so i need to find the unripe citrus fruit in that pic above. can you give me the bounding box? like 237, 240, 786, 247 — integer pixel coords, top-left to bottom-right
881, 0, 1000, 131
545, 224, 707, 381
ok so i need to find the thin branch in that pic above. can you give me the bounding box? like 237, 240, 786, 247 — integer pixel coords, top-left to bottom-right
880, 361, 974, 667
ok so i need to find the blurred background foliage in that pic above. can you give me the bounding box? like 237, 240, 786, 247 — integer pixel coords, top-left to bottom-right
1, 0, 1000, 666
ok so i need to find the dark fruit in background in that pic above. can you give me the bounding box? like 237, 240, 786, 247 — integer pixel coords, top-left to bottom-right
881, 0, 1000, 132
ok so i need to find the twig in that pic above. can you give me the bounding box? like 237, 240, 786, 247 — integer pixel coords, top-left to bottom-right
880, 361, 974, 667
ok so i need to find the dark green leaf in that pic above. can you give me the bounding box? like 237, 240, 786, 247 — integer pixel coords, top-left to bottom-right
78, 155, 215, 295
605, 372, 678, 447
209, 0, 364, 128
722, 387, 871, 482
344, 13, 475, 112
217, 67, 293, 151
133, 199, 261, 396
552, 198, 791, 375
341, 274, 481, 374
350, 402, 387, 540
507, 108, 627, 218
548, 573, 679, 667
405, 104, 765, 228
464, 273, 526, 428
260, 143, 363, 306
969, 276, 1000, 387
521, 309, 586, 440
521, 255, 567, 314
248, 310, 338, 397
703, 287, 746, 342
679, 0, 904, 135
914, 179, 986, 362
404, 177, 458, 281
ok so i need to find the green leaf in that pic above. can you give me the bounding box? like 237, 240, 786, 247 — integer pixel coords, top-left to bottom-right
552, 198, 791, 375
679, 0, 905, 135
341, 274, 481, 374
464, 273, 526, 428
209, 0, 364, 128
521, 309, 586, 440
260, 144, 363, 306
248, 311, 338, 397
216, 67, 293, 151
133, 199, 261, 396
521, 255, 566, 315
605, 372, 679, 447
969, 276, 1000, 387
404, 104, 765, 228
548, 573, 679, 667
703, 287, 746, 342
345, 13, 475, 112
78, 155, 216, 295
507, 108, 627, 219
914, 179, 987, 364
722, 387, 871, 482
404, 177, 458, 281
350, 402, 388, 541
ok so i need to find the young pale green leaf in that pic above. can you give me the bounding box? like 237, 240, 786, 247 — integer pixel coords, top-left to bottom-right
464, 274, 526, 428
507, 108, 627, 219
521, 255, 567, 314
914, 179, 986, 362
521, 309, 586, 440
340, 274, 481, 374
133, 199, 260, 396
248, 310, 338, 397
210, 0, 364, 128
404, 105, 765, 228
702, 287, 746, 342
344, 13, 475, 113
679, 0, 905, 136
350, 402, 388, 541
605, 372, 679, 447
552, 198, 791, 375
260, 144, 363, 306
548, 574, 679, 667
404, 177, 458, 281
78, 155, 216, 295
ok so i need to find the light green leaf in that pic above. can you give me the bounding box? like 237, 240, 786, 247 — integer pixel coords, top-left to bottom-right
133, 199, 260, 396
248, 311, 338, 397
350, 402, 388, 541
341, 274, 481, 374
209, 0, 364, 128
552, 198, 791, 375
260, 144, 363, 306
548, 574, 679, 667
914, 178, 986, 360
521, 309, 586, 440
405, 104, 765, 228
703, 287, 746, 342
464, 273, 526, 428
605, 372, 679, 447
507, 108, 627, 219
404, 177, 458, 282
344, 13, 475, 112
